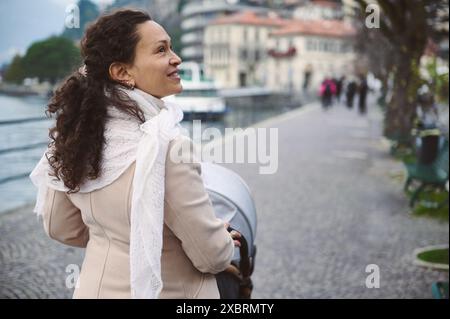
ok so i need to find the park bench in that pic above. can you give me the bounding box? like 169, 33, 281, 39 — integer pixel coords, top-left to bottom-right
403, 139, 449, 208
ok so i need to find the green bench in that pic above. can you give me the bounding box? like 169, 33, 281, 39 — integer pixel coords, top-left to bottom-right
404, 139, 449, 207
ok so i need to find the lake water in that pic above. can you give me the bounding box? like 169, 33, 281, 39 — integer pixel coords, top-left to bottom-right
0, 93, 289, 214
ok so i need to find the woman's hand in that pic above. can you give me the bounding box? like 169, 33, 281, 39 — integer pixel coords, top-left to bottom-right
224, 222, 241, 247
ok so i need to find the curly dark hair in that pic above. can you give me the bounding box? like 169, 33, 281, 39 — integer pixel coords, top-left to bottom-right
46, 10, 151, 193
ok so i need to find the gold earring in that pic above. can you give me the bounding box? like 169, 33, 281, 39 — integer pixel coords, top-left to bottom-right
126, 80, 135, 90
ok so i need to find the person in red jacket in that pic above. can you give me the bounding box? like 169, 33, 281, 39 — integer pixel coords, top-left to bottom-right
319, 77, 337, 109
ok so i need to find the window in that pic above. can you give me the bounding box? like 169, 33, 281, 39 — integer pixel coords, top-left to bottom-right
342, 43, 352, 53
242, 48, 248, 60
331, 42, 336, 52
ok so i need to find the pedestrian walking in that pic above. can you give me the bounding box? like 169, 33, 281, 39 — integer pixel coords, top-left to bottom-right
320, 77, 336, 109
346, 79, 357, 109
335, 76, 345, 103
358, 75, 369, 114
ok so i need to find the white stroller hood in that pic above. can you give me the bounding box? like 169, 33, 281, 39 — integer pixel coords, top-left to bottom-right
201, 162, 257, 258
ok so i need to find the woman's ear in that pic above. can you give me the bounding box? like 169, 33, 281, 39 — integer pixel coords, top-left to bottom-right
109, 62, 133, 83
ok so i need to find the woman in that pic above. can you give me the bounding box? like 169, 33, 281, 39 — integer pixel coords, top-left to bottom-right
30, 9, 240, 299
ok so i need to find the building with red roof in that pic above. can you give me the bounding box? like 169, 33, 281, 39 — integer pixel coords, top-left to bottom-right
204, 9, 356, 93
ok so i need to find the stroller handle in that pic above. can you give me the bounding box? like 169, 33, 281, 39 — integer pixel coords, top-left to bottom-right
227, 226, 251, 277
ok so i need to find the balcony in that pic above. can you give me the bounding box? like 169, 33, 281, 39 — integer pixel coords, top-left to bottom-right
267, 46, 297, 58
182, 46, 204, 61
182, 1, 238, 18
181, 32, 204, 45
181, 16, 209, 31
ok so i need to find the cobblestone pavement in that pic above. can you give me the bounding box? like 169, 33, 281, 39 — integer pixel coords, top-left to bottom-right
223, 100, 448, 298
0, 205, 82, 298
0, 100, 448, 298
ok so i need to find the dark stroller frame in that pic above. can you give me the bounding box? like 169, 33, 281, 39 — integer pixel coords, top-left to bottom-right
201, 163, 257, 299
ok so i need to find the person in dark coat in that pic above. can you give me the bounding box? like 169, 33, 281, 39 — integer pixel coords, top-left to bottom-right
346, 80, 357, 109
335, 76, 345, 103
358, 75, 369, 114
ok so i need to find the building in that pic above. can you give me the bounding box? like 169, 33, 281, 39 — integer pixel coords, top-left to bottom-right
266, 18, 355, 94
108, 0, 179, 21
204, 10, 288, 87
181, 0, 276, 63
204, 10, 355, 93
293, 0, 344, 20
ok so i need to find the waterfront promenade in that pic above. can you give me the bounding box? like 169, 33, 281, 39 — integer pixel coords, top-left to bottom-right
0, 100, 448, 298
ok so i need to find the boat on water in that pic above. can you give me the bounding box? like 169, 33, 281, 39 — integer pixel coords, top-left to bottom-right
163, 62, 227, 121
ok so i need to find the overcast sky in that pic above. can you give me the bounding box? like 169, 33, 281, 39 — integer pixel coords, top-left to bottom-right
0, 0, 114, 65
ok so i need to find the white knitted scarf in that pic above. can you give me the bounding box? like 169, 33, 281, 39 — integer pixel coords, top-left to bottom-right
30, 87, 184, 298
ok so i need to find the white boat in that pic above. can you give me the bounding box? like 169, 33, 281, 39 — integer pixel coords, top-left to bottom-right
164, 62, 227, 120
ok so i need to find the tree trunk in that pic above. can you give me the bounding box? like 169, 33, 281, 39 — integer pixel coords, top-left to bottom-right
383, 44, 425, 146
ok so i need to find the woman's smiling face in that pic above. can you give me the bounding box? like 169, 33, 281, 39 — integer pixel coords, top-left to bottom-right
128, 20, 182, 98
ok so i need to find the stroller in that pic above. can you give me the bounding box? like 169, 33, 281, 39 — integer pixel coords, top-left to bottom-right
201, 162, 257, 299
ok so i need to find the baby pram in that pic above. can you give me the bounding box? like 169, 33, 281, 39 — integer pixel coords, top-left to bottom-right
201, 162, 257, 299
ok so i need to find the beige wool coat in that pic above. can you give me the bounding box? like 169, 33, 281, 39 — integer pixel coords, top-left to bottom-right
41, 135, 235, 299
